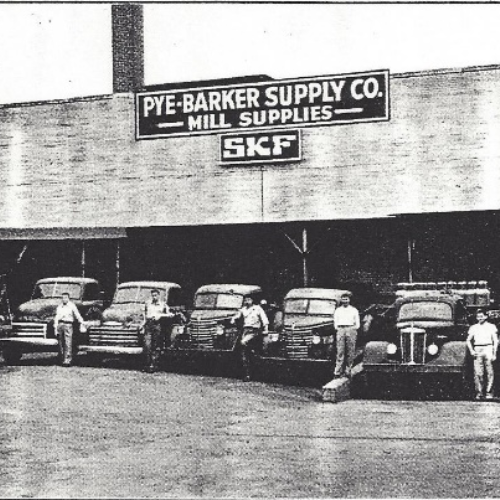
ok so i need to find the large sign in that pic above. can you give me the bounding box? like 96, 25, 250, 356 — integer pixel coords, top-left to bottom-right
135, 70, 389, 139
220, 130, 301, 165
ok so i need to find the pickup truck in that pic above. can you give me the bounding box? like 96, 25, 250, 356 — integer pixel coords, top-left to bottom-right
0, 277, 104, 364
171, 284, 263, 352
79, 281, 184, 367
257, 287, 356, 384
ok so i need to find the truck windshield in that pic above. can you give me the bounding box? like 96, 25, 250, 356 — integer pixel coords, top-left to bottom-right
194, 293, 243, 310
285, 299, 337, 315
33, 282, 82, 300
114, 286, 166, 304
398, 302, 453, 321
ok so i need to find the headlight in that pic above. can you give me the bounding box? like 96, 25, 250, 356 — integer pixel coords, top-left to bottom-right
387, 343, 397, 355
427, 343, 439, 356
268, 333, 279, 342
216, 324, 225, 336
312, 335, 321, 345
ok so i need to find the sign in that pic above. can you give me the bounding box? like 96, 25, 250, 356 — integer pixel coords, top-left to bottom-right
220, 130, 301, 165
135, 70, 389, 139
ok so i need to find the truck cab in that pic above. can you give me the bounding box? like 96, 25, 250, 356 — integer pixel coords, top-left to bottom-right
79, 281, 183, 361
173, 284, 262, 351
1, 277, 103, 364
264, 288, 351, 360
362, 281, 491, 396
364, 293, 470, 371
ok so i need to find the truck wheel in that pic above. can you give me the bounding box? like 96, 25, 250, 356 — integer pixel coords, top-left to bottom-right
2, 347, 23, 365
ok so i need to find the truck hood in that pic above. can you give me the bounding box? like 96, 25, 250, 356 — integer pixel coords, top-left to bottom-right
189, 310, 236, 323
15, 298, 78, 322
102, 303, 144, 325
397, 320, 455, 330
284, 315, 335, 330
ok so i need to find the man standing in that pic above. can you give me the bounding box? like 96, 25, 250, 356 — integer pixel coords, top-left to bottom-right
466, 309, 498, 400
54, 292, 85, 367
143, 288, 174, 373
333, 292, 360, 378
232, 295, 269, 382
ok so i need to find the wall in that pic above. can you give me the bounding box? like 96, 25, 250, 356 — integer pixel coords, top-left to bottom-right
1, 66, 500, 228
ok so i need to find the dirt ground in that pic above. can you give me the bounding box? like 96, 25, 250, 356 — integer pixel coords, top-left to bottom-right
1, 353, 500, 498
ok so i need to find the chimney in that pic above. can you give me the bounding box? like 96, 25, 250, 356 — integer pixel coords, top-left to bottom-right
112, 4, 144, 93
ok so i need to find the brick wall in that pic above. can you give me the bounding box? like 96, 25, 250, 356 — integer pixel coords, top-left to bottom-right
0, 66, 500, 228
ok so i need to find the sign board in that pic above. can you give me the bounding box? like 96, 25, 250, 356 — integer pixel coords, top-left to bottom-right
220, 130, 301, 165
136, 70, 389, 139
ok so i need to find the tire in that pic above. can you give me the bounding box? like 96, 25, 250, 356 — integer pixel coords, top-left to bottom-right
2, 346, 23, 365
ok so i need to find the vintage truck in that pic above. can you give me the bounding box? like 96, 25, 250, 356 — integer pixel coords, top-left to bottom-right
171, 284, 263, 353
257, 287, 357, 384
78, 281, 184, 367
0, 277, 104, 364
362, 281, 493, 397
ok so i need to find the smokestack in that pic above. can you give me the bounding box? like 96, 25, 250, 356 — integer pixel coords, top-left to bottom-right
112, 4, 144, 93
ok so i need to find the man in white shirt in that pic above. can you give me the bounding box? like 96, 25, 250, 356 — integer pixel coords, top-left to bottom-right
143, 288, 174, 373
54, 292, 85, 367
466, 309, 498, 400
231, 295, 269, 381
333, 293, 360, 378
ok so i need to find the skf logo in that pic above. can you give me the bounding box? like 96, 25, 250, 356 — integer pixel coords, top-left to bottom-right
220, 130, 301, 165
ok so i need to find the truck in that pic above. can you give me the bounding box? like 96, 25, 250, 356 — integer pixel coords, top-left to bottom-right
78, 281, 184, 368
168, 284, 263, 374
258, 287, 356, 384
362, 281, 493, 398
0, 277, 104, 364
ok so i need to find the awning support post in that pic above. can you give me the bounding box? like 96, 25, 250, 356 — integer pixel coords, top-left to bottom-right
408, 237, 415, 283
302, 228, 309, 287
282, 227, 310, 287
116, 240, 121, 287
81, 241, 86, 278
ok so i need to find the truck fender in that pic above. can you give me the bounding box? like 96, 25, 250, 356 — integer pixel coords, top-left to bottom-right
363, 341, 390, 365
429, 341, 468, 367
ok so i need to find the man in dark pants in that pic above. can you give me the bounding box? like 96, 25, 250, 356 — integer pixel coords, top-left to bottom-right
143, 289, 174, 373
54, 292, 85, 367
231, 295, 269, 381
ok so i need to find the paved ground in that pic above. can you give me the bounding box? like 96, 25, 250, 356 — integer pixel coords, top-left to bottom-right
2, 353, 500, 498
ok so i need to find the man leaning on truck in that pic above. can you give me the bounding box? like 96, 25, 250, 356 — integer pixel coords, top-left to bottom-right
333, 292, 360, 379
143, 288, 174, 373
231, 295, 269, 382
54, 292, 85, 367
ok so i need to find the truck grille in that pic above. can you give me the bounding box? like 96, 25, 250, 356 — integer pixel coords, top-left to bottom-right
400, 327, 427, 364
187, 318, 219, 349
284, 325, 314, 359
12, 322, 48, 338
88, 325, 141, 347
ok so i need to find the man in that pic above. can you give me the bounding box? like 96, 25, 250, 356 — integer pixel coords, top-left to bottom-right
143, 288, 174, 373
466, 309, 498, 400
333, 292, 360, 378
54, 292, 85, 367
231, 295, 269, 382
